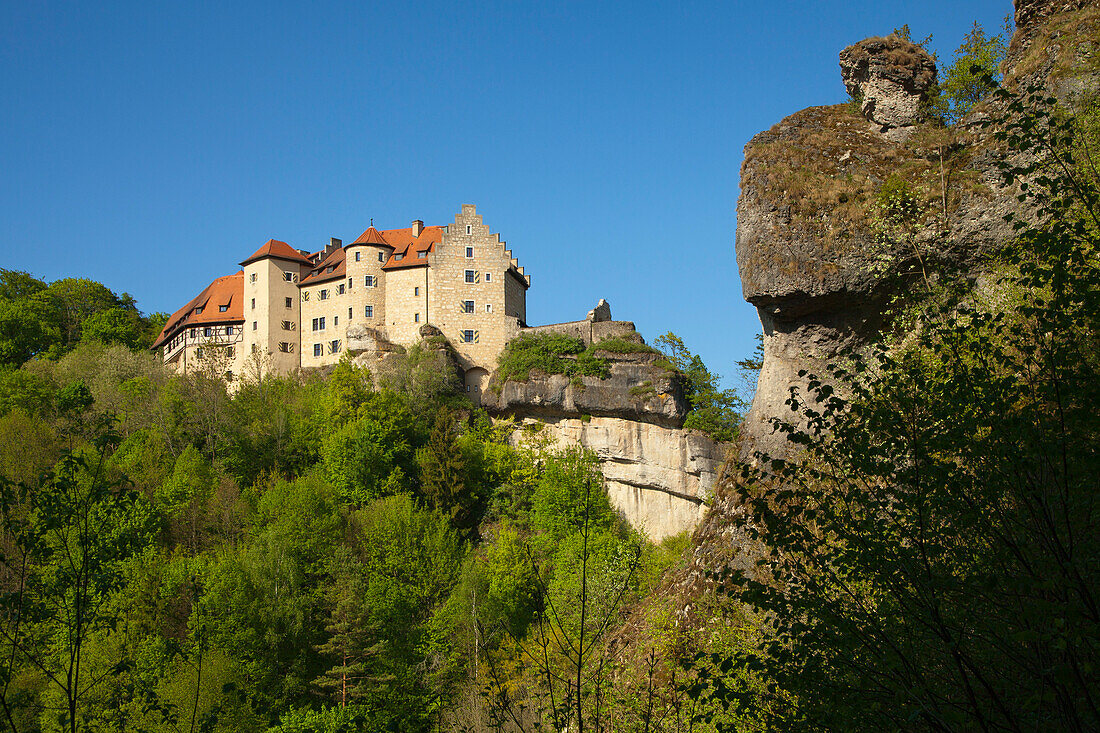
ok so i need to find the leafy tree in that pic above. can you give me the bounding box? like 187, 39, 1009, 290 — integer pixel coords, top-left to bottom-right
0, 418, 158, 733
80, 307, 142, 349
654, 332, 744, 441
0, 293, 61, 366
930, 19, 1012, 125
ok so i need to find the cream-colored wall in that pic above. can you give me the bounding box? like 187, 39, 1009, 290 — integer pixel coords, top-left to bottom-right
244, 258, 305, 377
299, 276, 350, 369
343, 244, 389, 337
384, 267, 430, 346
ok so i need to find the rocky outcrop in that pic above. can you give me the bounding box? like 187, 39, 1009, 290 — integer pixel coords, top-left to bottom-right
736, 0, 1098, 462
482, 352, 688, 428
486, 349, 731, 540
839, 36, 937, 139
514, 416, 728, 542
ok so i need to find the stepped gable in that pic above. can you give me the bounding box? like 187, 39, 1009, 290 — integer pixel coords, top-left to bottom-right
240, 238, 312, 267
152, 271, 243, 348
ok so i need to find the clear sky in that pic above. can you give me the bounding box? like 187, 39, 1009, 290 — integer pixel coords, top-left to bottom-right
1, 0, 1013, 389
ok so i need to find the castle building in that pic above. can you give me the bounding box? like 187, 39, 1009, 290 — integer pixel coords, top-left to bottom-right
153, 205, 530, 396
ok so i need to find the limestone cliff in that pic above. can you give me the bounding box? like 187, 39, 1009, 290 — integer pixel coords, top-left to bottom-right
735, 0, 1100, 460
483, 346, 730, 542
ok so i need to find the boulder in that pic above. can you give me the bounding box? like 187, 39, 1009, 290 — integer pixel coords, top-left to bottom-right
839, 36, 937, 137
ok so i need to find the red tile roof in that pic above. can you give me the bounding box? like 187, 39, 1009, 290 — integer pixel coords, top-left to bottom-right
379, 225, 445, 270
152, 271, 244, 349
240, 239, 313, 267
300, 247, 347, 285
351, 226, 390, 246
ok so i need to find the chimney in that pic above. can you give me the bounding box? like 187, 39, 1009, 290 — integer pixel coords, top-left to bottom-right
411, 220, 423, 237
328, 237, 342, 254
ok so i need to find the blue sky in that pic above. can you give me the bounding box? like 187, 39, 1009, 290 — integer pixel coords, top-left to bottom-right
1, 0, 1012, 389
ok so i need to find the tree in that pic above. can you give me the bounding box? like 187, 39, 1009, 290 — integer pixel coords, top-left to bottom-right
723, 83, 1100, 731
931, 19, 1012, 125
654, 333, 744, 442
0, 418, 157, 732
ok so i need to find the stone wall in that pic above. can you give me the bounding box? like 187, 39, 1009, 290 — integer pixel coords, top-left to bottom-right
522, 319, 638, 345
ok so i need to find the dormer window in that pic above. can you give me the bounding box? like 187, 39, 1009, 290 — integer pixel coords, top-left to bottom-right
395, 254, 403, 261
219, 304, 229, 312
418, 251, 427, 259
326, 265, 335, 273
194, 307, 203, 315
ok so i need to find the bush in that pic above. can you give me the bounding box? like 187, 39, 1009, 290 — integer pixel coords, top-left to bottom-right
495, 332, 610, 384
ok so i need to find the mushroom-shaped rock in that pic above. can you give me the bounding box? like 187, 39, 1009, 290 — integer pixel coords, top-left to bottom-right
839, 36, 937, 135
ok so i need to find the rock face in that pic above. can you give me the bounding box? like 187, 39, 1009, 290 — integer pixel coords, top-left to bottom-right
515, 416, 727, 542
482, 352, 688, 428
485, 350, 730, 540
839, 36, 937, 138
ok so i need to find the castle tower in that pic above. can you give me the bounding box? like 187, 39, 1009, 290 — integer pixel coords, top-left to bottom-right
240, 239, 313, 376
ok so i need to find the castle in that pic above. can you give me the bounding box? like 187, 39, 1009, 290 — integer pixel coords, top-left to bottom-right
152, 204, 531, 400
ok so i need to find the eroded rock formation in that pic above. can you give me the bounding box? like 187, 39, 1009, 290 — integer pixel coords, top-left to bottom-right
735, 0, 1099, 462
839, 36, 937, 139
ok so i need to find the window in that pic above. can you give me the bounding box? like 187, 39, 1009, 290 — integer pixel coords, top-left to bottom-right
462, 300, 474, 314
285, 297, 293, 308
219, 304, 229, 312
414, 287, 420, 296
395, 254, 403, 261
252, 344, 259, 354
364, 275, 374, 287
283, 271, 294, 282
364, 305, 373, 318
418, 251, 426, 259
196, 347, 204, 359
251, 298, 256, 309
330, 340, 340, 353
466, 225, 471, 235
312, 317, 325, 331
348, 307, 352, 319
314, 343, 322, 357
466, 246, 473, 258
226, 347, 234, 358
252, 321, 258, 331
485, 273, 491, 282
226, 325, 234, 335
414, 313, 420, 323
281, 320, 293, 330
326, 265, 335, 273
190, 328, 196, 338
320, 289, 329, 300
486, 303, 492, 313
465, 270, 476, 283
348, 277, 353, 289
378, 252, 385, 262
278, 342, 292, 353
461, 330, 475, 343
203, 327, 212, 337
355, 251, 361, 262
250, 273, 257, 283
334, 315, 339, 326
194, 306, 203, 314
338, 283, 345, 295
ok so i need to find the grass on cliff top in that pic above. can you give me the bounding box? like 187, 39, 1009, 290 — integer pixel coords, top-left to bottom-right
494, 332, 611, 385
744, 105, 986, 251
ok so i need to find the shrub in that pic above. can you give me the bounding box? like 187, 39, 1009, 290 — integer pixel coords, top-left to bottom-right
496, 332, 611, 385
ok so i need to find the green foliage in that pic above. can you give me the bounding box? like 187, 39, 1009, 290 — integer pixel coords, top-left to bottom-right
320, 391, 418, 506
655, 332, 744, 442
495, 332, 610, 385
530, 446, 613, 544
80, 307, 142, 348
929, 18, 1012, 125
